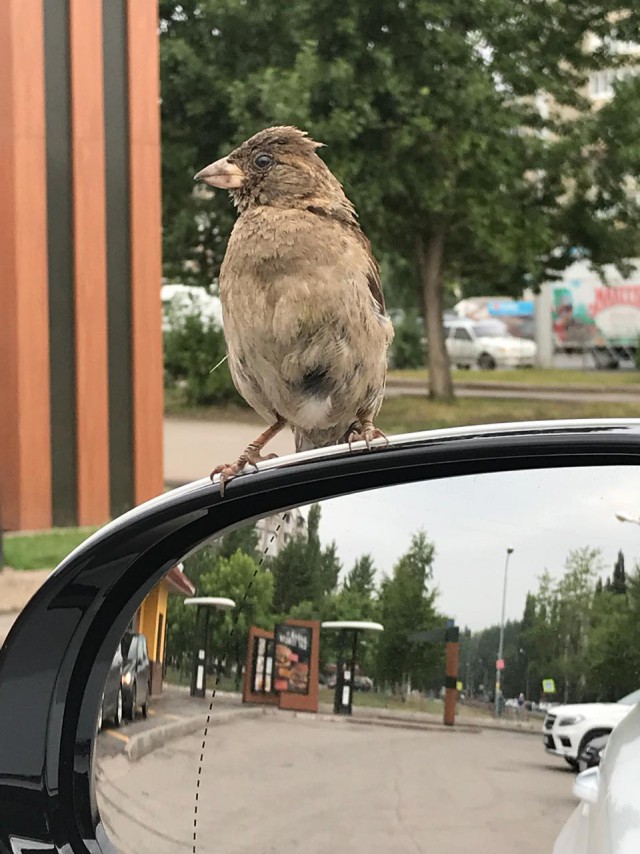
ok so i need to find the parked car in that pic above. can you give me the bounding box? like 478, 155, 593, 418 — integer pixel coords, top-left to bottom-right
97, 645, 124, 731
553, 696, 640, 853
543, 688, 640, 770
120, 632, 151, 721
444, 318, 537, 369
577, 732, 609, 773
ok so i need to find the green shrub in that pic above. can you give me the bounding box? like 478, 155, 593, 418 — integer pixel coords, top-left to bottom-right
389, 309, 426, 369
163, 311, 241, 405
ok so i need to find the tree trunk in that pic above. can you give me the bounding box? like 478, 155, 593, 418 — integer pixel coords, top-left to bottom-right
416, 232, 454, 400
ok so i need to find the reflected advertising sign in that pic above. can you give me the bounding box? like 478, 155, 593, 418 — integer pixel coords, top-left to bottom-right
274, 624, 312, 695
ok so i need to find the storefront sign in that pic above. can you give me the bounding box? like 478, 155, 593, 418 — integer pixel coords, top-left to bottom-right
274, 624, 312, 695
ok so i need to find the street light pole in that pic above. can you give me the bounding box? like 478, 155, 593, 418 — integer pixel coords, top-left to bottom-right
495, 547, 514, 717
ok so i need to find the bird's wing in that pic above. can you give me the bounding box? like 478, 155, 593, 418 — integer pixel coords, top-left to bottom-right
306, 204, 386, 315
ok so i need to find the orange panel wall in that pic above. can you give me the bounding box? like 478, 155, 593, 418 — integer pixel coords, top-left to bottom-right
0, 0, 52, 530
69, 0, 111, 525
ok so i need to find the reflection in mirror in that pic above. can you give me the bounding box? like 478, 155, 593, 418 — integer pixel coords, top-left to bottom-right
95, 466, 640, 853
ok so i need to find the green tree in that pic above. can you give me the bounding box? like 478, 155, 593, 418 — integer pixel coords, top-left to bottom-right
200, 549, 274, 688
159, 1, 640, 400
376, 531, 441, 692
344, 554, 377, 597
611, 550, 627, 597
270, 504, 340, 611
165, 527, 260, 677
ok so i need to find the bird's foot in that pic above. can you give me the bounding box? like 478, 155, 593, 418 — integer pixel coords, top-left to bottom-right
210, 446, 279, 496
243, 443, 280, 471
347, 421, 389, 451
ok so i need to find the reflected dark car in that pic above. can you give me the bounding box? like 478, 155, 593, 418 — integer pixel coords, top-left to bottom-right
97, 645, 124, 731
120, 632, 151, 721
577, 733, 609, 773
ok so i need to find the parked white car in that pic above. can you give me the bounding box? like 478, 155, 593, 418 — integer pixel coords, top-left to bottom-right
445, 318, 537, 369
553, 691, 640, 854
543, 689, 640, 770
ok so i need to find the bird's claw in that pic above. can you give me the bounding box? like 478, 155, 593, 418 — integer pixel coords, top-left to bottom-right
347, 423, 389, 451
210, 461, 244, 496
244, 445, 279, 472
210, 449, 280, 496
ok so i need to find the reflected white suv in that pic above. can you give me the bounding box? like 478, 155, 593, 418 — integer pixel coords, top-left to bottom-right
554, 692, 640, 854
445, 319, 536, 369
543, 689, 640, 770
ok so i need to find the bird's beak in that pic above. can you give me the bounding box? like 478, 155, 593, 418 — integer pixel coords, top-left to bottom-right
194, 157, 245, 189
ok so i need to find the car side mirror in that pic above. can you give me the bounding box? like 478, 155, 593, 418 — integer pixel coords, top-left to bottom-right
573, 767, 599, 805
2, 421, 640, 852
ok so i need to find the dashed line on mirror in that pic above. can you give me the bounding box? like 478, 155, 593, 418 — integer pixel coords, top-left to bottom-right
191, 512, 290, 853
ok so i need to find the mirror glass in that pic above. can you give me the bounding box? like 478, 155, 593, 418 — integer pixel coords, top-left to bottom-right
95, 465, 640, 853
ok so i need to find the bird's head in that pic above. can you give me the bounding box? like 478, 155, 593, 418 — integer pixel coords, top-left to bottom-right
194, 126, 348, 213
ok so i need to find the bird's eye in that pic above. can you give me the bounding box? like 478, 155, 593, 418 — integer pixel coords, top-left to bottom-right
254, 153, 273, 169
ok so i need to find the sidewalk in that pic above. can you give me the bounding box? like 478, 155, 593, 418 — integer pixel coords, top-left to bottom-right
164, 416, 294, 485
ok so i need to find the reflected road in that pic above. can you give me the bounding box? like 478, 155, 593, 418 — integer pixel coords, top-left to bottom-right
97, 714, 576, 854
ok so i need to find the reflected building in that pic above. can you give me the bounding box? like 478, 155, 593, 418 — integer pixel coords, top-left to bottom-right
255, 508, 307, 558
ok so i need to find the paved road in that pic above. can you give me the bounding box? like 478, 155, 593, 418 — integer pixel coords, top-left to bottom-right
96, 713, 576, 854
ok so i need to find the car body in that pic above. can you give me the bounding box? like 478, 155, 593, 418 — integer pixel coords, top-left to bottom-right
542, 689, 640, 769
120, 631, 151, 721
553, 697, 640, 854
445, 318, 537, 369
2, 419, 640, 850
97, 645, 123, 730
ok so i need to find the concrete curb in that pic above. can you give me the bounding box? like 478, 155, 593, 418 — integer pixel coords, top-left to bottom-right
124, 707, 266, 763
124, 703, 541, 763
320, 703, 541, 737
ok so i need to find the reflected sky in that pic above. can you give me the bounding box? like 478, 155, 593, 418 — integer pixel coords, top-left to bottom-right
315, 466, 640, 629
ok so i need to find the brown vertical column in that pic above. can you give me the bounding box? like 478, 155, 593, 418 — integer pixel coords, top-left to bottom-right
0, 0, 52, 530
128, 0, 164, 504
69, 0, 111, 525
443, 625, 460, 727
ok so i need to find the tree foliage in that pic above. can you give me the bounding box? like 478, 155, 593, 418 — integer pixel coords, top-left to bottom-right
270, 504, 342, 612
160, 0, 640, 400
376, 531, 442, 691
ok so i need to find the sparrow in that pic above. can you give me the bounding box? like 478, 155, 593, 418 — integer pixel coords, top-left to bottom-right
194, 126, 394, 492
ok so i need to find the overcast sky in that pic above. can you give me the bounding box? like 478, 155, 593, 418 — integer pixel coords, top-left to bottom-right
313, 466, 640, 630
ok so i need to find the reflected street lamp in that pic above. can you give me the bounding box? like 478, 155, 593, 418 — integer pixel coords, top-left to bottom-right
615, 511, 640, 526
495, 547, 514, 717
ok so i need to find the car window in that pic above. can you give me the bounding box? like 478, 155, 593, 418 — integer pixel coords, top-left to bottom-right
473, 320, 508, 337
452, 327, 472, 341
121, 634, 137, 662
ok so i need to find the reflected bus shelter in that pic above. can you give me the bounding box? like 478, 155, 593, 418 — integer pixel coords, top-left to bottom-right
322, 621, 384, 715
185, 597, 236, 698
